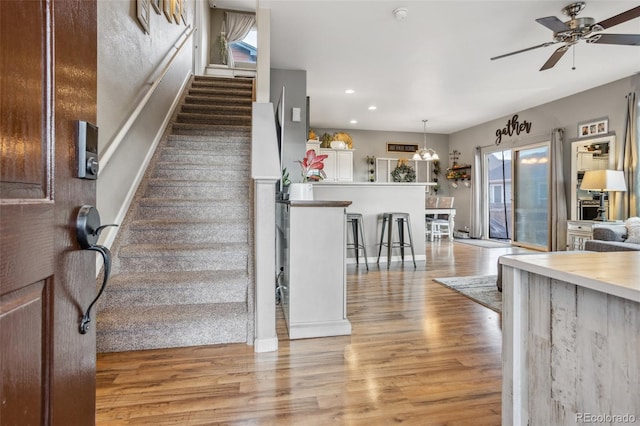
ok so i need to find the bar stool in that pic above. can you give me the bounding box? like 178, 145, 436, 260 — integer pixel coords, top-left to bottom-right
376, 212, 416, 269
346, 213, 368, 270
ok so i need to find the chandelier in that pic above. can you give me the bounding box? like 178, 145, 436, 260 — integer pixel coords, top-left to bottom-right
412, 119, 439, 161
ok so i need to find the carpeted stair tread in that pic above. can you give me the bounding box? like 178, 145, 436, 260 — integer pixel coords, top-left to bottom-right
124, 219, 248, 244
181, 103, 252, 115
188, 87, 252, 97
96, 303, 248, 352
192, 76, 253, 87
184, 94, 252, 107
102, 270, 248, 308
172, 122, 251, 136
159, 148, 249, 162
176, 112, 251, 125
151, 167, 249, 181
154, 161, 248, 171
115, 243, 249, 273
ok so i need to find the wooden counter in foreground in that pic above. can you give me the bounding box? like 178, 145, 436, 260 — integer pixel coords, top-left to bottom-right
500, 251, 640, 426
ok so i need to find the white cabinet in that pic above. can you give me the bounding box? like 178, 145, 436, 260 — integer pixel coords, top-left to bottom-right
319, 149, 353, 182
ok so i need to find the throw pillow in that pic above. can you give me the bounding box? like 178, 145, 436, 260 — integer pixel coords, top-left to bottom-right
624, 217, 640, 244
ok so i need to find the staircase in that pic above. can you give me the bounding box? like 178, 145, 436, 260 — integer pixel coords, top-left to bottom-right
96, 76, 255, 353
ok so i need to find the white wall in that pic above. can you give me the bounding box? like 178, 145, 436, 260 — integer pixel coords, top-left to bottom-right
449, 75, 639, 233
96, 0, 194, 228
270, 69, 307, 182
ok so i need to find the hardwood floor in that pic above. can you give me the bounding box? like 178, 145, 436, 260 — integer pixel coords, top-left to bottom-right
96, 241, 529, 425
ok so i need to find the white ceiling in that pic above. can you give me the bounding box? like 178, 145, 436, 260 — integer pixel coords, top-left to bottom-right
209, 1, 640, 134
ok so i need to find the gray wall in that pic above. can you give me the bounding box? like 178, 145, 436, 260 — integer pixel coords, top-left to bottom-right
270, 69, 308, 183
449, 75, 639, 233
97, 0, 193, 225
313, 128, 449, 187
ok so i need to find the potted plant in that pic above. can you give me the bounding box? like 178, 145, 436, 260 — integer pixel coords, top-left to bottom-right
289, 149, 328, 200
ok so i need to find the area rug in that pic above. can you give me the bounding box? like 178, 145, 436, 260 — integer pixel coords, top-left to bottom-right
455, 238, 511, 249
433, 275, 501, 313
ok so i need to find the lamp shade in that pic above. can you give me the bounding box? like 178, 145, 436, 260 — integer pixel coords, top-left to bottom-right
580, 170, 627, 192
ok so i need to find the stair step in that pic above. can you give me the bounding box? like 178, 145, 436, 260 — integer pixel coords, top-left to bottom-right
144, 179, 246, 198
159, 148, 248, 164
184, 94, 252, 107
100, 270, 248, 309
136, 198, 249, 220
152, 163, 248, 180
176, 112, 251, 126
188, 87, 252, 98
125, 219, 248, 244
116, 242, 249, 273
193, 75, 253, 87
172, 122, 251, 136
96, 302, 248, 352
181, 103, 252, 116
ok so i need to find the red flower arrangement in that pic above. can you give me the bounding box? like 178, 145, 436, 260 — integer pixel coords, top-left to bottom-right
297, 149, 328, 182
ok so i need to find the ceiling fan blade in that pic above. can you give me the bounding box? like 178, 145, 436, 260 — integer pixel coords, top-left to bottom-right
491, 42, 557, 61
587, 33, 640, 46
596, 5, 640, 29
536, 16, 570, 33
539, 46, 569, 71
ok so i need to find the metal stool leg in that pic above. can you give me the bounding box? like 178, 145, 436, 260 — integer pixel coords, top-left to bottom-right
351, 219, 359, 265
357, 216, 369, 270
397, 217, 405, 262
386, 214, 393, 269
405, 217, 416, 268
376, 215, 387, 264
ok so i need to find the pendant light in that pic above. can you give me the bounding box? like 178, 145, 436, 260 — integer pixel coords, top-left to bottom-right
412, 120, 439, 161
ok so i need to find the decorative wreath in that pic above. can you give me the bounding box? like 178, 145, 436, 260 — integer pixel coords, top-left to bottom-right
390, 163, 416, 182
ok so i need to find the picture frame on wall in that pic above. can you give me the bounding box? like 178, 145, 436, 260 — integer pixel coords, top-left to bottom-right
151, 0, 161, 14
136, 0, 150, 34
578, 117, 609, 138
163, 0, 173, 22
173, 0, 181, 24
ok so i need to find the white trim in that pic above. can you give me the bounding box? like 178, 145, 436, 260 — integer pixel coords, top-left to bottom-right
253, 337, 278, 353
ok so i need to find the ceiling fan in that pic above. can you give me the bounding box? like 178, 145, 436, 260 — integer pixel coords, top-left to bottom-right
491, 2, 640, 71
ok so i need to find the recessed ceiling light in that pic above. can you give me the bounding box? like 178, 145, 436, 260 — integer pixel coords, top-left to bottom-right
350, 120, 358, 124
368, 105, 377, 110
345, 89, 355, 94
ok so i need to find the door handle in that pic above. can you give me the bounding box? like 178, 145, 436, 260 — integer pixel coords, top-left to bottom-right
76, 205, 118, 334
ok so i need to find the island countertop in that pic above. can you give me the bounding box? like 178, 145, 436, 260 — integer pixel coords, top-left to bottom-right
499, 251, 640, 302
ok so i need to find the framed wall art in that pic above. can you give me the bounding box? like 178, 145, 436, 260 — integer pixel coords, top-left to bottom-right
151, 0, 161, 14
163, 0, 173, 22
387, 143, 419, 153
578, 117, 609, 138
136, 0, 150, 33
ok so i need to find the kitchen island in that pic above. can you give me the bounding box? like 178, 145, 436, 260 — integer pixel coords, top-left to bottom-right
313, 182, 435, 264
276, 199, 352, 339
500, 251, 640, 425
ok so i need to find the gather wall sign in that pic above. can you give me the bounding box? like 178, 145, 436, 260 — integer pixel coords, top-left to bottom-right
495, 114, 532, 145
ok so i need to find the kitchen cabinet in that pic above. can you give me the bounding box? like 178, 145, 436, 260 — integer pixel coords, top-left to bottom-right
319, 149, 354, 182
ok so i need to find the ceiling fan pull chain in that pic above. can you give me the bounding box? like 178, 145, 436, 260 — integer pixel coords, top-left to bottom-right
572, 45, 576, 70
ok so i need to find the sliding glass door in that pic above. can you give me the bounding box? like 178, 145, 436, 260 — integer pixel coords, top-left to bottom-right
485, 150, 512, 241
512, 143, 551, 250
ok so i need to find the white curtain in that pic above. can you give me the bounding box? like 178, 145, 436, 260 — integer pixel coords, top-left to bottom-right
550, 128, 567, 251
470, 146, 483, 238
222, 12, 255, 68
613, 92, 639, 219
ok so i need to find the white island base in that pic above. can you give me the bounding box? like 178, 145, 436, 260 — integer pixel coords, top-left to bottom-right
276, 200, 352, 339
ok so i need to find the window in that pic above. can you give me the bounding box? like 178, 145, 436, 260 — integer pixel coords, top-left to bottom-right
229, 28, 257, 64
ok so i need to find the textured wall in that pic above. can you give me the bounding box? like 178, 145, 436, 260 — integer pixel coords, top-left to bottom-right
96, 0, 193, 226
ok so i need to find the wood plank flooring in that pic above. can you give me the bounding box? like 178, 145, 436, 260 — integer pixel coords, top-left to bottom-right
96, 241, 530, 425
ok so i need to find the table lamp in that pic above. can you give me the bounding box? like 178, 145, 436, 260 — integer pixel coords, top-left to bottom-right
579, 169, 627, 221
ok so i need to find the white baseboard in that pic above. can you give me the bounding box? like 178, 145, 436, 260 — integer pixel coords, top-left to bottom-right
254, 337, 278, 353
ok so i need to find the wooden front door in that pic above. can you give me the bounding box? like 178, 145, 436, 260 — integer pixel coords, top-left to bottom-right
1, 0, 97, 424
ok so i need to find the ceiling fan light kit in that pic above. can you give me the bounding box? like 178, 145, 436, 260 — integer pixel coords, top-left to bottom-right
491, 2, 640, 70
